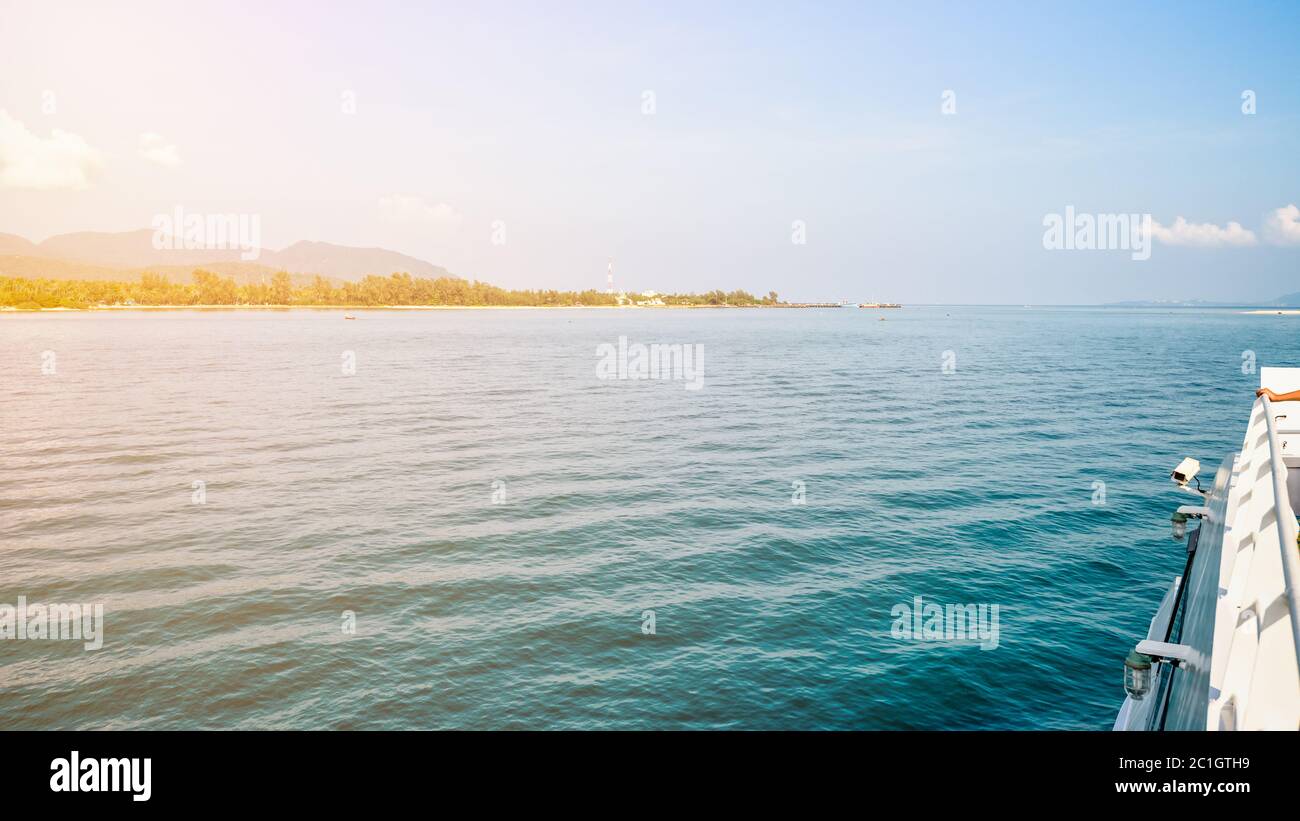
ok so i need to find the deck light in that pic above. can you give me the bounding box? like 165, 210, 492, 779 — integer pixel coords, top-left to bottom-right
1170, 511, 1188, 541
1123, 649, 1153, 700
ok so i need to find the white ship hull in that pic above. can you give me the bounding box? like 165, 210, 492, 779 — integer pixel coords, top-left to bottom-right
1115, 367, 1300, 730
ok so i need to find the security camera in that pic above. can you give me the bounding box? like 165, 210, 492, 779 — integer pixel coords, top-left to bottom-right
1170, 457, 1200, 488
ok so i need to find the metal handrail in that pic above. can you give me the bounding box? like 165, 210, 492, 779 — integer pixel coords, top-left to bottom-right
1259, 395, 1300, 665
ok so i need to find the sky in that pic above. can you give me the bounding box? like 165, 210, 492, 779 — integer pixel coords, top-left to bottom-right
0, 0, 1297, 303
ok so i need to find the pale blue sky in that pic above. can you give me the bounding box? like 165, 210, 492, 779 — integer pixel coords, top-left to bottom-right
1, 0, 1297, 302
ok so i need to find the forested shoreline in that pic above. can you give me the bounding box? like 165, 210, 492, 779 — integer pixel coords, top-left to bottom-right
0, 270, 780, 309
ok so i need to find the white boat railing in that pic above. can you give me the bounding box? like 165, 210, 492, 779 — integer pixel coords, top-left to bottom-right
1260, 395, 1300, 661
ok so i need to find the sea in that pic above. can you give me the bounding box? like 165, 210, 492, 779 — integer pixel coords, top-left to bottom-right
2, 305, 1296, 729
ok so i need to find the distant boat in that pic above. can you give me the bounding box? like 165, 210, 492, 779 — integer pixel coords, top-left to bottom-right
344, 314, 357, 320
858, 302, 902, 308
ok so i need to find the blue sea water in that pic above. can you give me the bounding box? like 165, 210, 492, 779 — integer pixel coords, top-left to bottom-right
1, 305, 1297, 729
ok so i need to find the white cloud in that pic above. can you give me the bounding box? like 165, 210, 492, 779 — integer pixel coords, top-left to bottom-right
138, 132, 181, 167
1263, 204, 1300, 246
0, 109, 103, 190
1150, 216, 1257, 247
378, 194, 462, 229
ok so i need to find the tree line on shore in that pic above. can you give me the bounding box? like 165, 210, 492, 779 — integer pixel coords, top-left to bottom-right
0, 270, 779, 309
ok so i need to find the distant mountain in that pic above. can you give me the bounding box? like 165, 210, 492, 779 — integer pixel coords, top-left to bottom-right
0, 255, 130, 282
37, 229, 247, 268
1104, 298, 1244, 307
2, 229, 453, 282
1106, 292, 1300, 308
0, 233, 40, 256
265, 240, 450, 280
